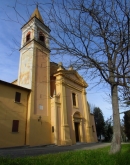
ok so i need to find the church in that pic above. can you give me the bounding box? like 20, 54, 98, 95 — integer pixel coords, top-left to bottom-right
0, 7, 97, 148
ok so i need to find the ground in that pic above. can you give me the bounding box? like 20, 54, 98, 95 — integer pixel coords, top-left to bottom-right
0, 142, 110, 158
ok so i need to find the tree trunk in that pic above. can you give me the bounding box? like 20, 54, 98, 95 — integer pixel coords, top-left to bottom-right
110, 85, 121, 154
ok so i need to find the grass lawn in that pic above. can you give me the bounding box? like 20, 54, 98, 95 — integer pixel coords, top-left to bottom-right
0, 144, 130, 165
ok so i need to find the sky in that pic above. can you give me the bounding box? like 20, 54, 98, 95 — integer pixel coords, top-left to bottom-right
0, 0, 127, 120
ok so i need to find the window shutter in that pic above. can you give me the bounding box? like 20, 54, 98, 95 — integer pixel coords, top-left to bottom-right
39, 32, 45, 42
15, 92, 21, 102
12, 120, 19, 132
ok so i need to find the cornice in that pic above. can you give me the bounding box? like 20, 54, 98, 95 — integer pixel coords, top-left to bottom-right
19, 39, 50, 53
54, 70, 88, 88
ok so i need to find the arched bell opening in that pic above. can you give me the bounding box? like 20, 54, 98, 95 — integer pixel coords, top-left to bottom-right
26, 31, 31, 42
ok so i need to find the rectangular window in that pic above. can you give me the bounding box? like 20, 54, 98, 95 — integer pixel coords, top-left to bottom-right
12, 120, 19, 132
72, 93, 76, 106
15, 92, 21, 103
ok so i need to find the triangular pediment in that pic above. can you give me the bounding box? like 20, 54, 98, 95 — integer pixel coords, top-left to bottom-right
66, 71, 88, 87
56, 70, 88, 87
67, 72, 81, 81
52, 63, 88, 88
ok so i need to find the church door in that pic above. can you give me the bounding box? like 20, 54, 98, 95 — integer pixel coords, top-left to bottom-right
74, 122, 80, 142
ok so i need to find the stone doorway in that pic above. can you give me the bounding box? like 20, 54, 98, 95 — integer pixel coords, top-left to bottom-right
73, 112, 82, 143
74, 122, 80, 142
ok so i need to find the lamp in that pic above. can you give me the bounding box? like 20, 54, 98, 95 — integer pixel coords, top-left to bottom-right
38, 116, 42, 122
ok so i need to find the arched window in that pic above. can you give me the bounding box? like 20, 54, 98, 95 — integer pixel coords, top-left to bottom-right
39, 32, 45, 42
26, 32, 31, 42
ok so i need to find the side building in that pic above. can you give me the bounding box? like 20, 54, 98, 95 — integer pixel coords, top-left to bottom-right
0, 80, 30, 147
0, 7, 97, 148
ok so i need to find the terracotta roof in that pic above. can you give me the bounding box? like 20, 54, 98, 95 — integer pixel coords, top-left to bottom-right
0, 80, 31, 91
30, 6, 44, 22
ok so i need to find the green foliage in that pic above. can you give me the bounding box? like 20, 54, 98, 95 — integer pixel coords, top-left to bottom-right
93, 107, 105, 140
104, 118, 113, 142
124, 111, 130, 140
92, 107, 113, 142
0, 144, 130, 165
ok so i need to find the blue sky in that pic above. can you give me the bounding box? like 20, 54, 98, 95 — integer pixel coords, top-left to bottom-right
0, 0, 126, 120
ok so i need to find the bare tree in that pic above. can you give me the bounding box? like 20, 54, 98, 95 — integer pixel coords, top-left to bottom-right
88, 102, 95, 114
48, 0, 130, 153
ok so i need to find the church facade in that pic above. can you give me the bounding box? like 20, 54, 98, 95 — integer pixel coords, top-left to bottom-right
0, 7, 97, 148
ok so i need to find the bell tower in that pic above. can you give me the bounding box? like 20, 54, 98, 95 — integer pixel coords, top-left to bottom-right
18, 6, 51, 116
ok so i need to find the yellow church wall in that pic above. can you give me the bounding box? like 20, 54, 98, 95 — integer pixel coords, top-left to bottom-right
25, 92, 52, 146
65, 86, 86, 144
54, 74, 72, 145
0, 81, 30, 148
51, 95, 62, 145
50, 103, 55, 144
90, 114, 98, 142
26, 92, 52, 147
19, 41, 51, 146
50, 76, 56, 97
65, 78, 83, 92
82, 90, 94, 143
32, 44, 50, 116
18, 43, 33, 89
27, 119, 52, 147
0, 7, 97, 148
34, 48, 48, 115
57, 73, 86, 144
54, 69, 97, 145
65, 87, 74, 144
28, 118, 51, 146
21, 43, 52, 146
57, 106, 62, 145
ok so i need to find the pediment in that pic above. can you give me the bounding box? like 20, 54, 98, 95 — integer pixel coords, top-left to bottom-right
63, 70, 88, 87
53, 66, 88, 88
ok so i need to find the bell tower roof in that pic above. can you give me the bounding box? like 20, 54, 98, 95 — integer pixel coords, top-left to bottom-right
30, 6, 44, 22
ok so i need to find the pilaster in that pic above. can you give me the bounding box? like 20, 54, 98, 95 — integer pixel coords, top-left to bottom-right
79, 121, 84, 142
60, 78, 72, 145
53, 96, 58, 144
82, 88, 93, 142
